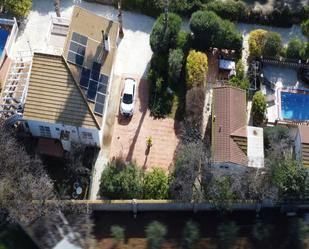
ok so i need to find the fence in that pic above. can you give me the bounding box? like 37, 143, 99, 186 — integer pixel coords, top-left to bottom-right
261, 58, 309, 70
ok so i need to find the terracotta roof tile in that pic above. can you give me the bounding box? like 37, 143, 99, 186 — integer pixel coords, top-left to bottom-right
212, 86, 248, 166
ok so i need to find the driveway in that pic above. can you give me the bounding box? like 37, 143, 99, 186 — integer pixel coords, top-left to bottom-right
110, 78, 180, 171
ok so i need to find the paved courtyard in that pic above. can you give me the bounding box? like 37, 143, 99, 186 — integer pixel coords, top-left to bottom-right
109, 78, 180, 171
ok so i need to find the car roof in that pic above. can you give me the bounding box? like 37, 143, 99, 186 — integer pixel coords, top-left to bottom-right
124, 78, 135, 94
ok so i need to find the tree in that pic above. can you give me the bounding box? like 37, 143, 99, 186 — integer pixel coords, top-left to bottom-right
5, 0, 32, 17
235, 60, 245, 79
182, 220, 200, 249
145, 221, 167, 249
168, 48, 184, 84
189, 10, 221, 49
0, 128, 56, 224
251, 91, 266, 126
150, 13, 182, 54
229, 77, 250, 90
143, 168, 169, 199
216, 221, 239, 249
170, 142, 205, 202
99, 158, 144, 199
301, 19, 309, 39
185, 50, 208, 89
248, 29, 267, 58
111, 225, 125, 247
272, 159, 309, 200
177, 31, 192, 54
262, 32, 282, 58
286, 38, 304, 60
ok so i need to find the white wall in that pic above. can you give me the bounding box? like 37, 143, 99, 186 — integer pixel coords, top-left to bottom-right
24, 119, 100, 148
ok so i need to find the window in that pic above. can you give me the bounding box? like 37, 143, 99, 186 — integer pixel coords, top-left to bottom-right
39, 126, 51, 138
81, 132, 93, 140
60, 130, 70, 140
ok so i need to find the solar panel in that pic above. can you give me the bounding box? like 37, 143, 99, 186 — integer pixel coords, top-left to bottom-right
67, 51, 84, 66
94, 102, 104, 116
72, 32, 88, 46
89, 80, 98, 91
87, 89, 97, 102
91, 70, 100, 81
92, 62, 102, 72
96, 93, 105, 104
99, 74, 109, 85
98, 84, 107, 94
81, 68, 91, 78
80, 76, 89, 89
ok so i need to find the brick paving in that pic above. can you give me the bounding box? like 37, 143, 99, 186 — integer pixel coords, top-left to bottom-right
109, 78, 180, 172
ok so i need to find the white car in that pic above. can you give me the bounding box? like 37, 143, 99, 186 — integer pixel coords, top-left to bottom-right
120, 78, 136, 116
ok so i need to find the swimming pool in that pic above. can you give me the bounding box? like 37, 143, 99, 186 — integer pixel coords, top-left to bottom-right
281, 91, 309, 121
0, 28, 10, 57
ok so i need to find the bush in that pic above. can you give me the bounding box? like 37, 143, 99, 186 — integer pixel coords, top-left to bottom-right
99, 158, 144, 199
5, 0, 32, 17
272, 159, 309, 200
301, 43, 309, 60
189, 10, 221, 49
146, 221, 167, 249
189, 10, 242, 52
204, 0, 247, 21
251, 91, 266, 125
168, 49, 184, 84
229, 77, 250, 91
110, 225, 125, 246
143, 168, 169, 199
216, 221, 239, 249
248, 29, 267, 58
150, 13, 182, 54
182, 220, 200, 249
177, 31, 192, 54
301, 19, 309, 39
286, 38, 304, 60
185, 50, 208, 89
262, 32, 282, 58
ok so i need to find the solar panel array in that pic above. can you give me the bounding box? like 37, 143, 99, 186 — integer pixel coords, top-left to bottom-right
67, 32, 88, 66
79, 62, 109, 116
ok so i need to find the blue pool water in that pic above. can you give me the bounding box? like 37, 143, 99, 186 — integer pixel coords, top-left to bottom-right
0, 28, 10, 57
281, 91, 309, 121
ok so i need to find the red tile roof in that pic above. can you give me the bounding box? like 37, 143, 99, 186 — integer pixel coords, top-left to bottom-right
211, 86, 248, 166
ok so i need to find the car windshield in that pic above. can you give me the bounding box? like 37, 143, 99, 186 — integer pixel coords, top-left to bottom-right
123, 93, 133, 104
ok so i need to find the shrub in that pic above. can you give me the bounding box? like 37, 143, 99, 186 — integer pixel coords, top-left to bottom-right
110, 225, 125, 246
146, 221, 167, 249
189, 10, 221, 49
272, 159, 309, 200
235, 60, 245, 79
216, 221, 239, 249
301, 43, 309, 60
229, 77, 250, 91
252, 221, 273, 248
248, 29, 267, 58
177, 31, 192, 54
185, 50, 208, 89
182, 220, 200, 249
150, 13, 182, 54
99, 158, 144, 199
301, 19, 309, 39
143, 168, 169, 199
262, 32, 282, 58
251, 91, 266, 125
286, 38, 304, 60
168, 49, 184, 84
5, 0, 32, 17
204, 0, 247, 21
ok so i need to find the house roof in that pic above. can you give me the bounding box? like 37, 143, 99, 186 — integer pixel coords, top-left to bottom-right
212, 86, 248, 166
23, 53, 99, 129
62, 6, 119, 124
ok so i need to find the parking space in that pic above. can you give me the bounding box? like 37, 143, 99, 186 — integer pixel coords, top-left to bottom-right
109, 78, 180, 171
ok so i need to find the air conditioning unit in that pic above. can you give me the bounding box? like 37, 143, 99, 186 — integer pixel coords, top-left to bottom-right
104, 35, 110, 52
